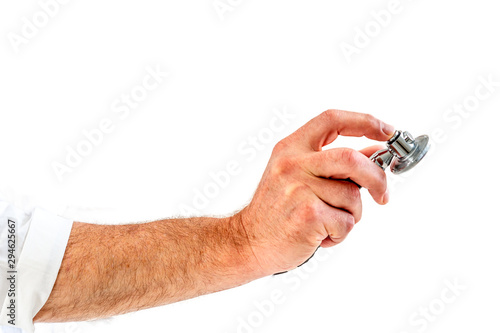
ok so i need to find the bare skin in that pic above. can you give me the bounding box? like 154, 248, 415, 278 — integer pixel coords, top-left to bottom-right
34, 109, 394, 323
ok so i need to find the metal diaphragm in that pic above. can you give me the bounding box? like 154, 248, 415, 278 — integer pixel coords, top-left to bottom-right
390, 134, 430, 174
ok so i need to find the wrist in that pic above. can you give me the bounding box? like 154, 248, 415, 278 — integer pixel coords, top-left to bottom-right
226, 210, 268, 280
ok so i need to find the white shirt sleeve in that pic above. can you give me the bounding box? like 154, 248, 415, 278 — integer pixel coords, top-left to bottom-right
0, 198, 74, 333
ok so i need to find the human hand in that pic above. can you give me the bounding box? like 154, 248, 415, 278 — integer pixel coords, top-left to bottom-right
234, 109, 395, 275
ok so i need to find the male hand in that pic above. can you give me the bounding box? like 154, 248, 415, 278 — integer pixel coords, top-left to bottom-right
32, 109, 396, 324
235, 109, 395, 275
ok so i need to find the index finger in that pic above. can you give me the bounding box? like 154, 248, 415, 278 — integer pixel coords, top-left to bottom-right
293, 109, 395, 151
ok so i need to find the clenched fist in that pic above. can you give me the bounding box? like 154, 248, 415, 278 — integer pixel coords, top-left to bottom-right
234, 109, 395, 275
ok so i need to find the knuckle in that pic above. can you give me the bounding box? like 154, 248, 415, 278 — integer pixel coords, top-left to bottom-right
336, 214, 355, 235
365, 113, 380, 128
296, 199, 321, 223
272, 139, 288, 155
345, 215, 355, 233
283, 181, 309, 199
323, 109, 340, 121
329, 214, 354, 243
270, 155, 295, 177
340, 148, 361, 169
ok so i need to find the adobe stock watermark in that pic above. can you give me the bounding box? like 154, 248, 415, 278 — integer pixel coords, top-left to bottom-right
213, 0, 245, 21
426, 73, 498, 158
51, 64, 169, 182
177, 106, 296, 216
386, 73, 498, 192
235, 247, 336, 333
7, 0, 71, 54
397, 278, 466, 333
339, 0, 416, 64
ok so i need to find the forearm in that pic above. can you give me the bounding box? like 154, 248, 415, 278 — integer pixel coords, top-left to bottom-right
34, 213, 263, 322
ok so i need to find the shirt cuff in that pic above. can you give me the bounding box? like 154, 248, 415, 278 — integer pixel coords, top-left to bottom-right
1, 206, 73, 332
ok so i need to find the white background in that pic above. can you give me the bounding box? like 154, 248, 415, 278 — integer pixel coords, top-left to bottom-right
1, 0, 499, 332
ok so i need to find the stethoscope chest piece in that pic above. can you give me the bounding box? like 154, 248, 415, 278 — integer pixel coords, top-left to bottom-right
371, 130, 430, 175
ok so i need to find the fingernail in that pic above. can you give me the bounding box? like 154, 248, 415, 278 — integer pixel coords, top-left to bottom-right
382, 190, 390, 205
383, 123, 395, 137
